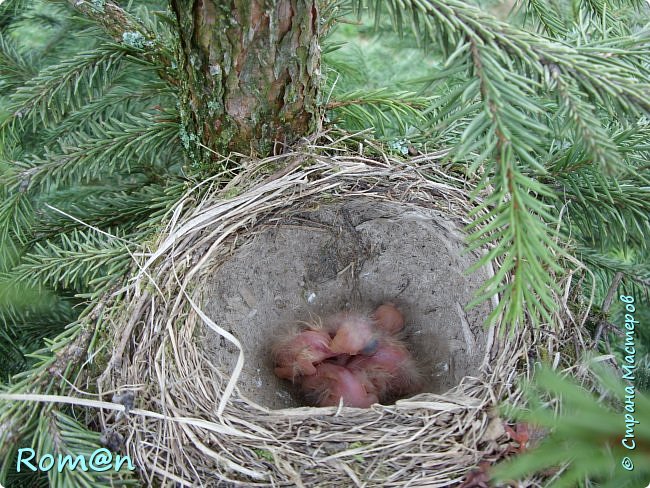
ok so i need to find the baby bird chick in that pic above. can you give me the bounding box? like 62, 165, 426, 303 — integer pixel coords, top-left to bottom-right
272, 328, 334, 381
301, 362, 379, 408
325, 312, 379, 356
347, 336, 420, 400
372, 302, 405, 336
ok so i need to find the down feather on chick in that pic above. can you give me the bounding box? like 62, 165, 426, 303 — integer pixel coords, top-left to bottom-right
347, 336, 420, 399
301, 362, 379, 408
324, 312, 380, 356
272, 328, 334, 381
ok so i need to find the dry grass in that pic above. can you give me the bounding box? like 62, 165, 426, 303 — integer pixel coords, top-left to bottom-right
85, 133, 584, 487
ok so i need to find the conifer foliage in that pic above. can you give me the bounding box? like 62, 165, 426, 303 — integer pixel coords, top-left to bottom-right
0, 0, 649, 486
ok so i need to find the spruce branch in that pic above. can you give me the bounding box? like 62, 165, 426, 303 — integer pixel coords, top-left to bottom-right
0, 32, 36, 94
577, 247, 650, 287
9, 229, 132, 297
1, 323, 88, 484
33, 184, 179, 237
326, 88, 429, 135
0, 311, 138, 487
493, 366, 650, 486
12, 113, 179, 192
467, 167, 564, 328
41, 81, 174, 143
62, 0, 178, 85
515, 0, 567, 37
551, 68, 621, 173
555, 166, 650, 251
36, 411, 138, 486
456, 39, 562, 327
0, 281, 74, 335
62, 0, 149, 41
0, 190, 33, 246
357, 0, 650, 113
350, 0, 650, 328
5, 44, 129, 127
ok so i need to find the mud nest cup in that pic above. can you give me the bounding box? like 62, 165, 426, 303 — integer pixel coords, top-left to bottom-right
96, 139, 574, 486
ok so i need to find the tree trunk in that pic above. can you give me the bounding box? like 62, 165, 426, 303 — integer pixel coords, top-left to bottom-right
171, 1, 321, 165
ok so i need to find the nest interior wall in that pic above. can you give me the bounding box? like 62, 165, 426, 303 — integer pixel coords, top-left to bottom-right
201, 198, 492, 409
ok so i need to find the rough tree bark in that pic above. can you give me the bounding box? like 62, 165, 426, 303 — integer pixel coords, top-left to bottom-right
171, 1, 321, 163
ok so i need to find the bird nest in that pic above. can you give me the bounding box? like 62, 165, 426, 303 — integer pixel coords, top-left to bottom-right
94, 135, 579, 486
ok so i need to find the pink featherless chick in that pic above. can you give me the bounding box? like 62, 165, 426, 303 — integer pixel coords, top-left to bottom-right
371, 302, 405, 336
272, 328, 335, 381
347, 336, 420, 400
301, 362, 378, 408
324, 312, 380, 356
